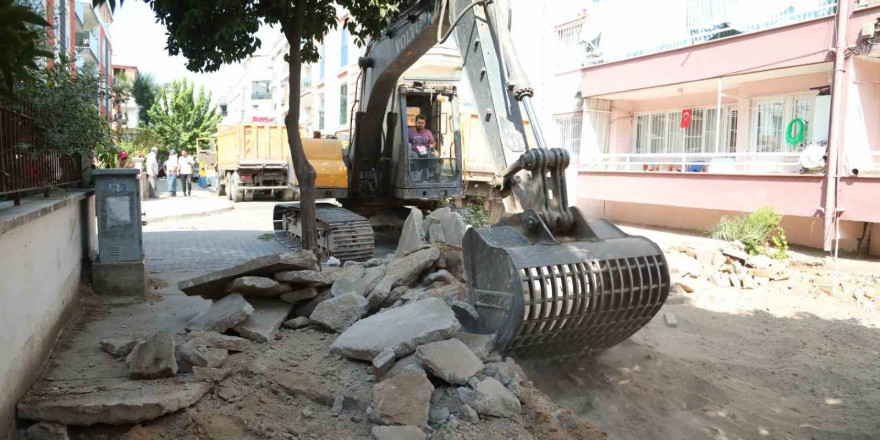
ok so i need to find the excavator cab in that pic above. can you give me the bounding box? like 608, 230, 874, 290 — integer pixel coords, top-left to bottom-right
391, 83, 463, 200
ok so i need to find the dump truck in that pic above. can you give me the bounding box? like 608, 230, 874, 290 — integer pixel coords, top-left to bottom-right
214, 123, 348, 202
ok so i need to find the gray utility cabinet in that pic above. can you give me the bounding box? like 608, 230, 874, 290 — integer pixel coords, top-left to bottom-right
93, 169, 143, 263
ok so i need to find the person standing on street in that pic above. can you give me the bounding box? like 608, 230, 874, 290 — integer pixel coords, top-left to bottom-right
178, 150, 195, 197
164, 149, 179, 197
146, 147, 158, 198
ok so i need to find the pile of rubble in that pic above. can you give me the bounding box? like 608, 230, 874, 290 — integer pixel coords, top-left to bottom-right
665, 241, 791, 296
17, 208, 606, 440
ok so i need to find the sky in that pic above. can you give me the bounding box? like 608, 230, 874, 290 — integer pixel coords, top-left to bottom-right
108, 1, 280, 103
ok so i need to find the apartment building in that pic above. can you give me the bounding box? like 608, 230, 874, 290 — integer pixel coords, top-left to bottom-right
221, 55, 275, 125
39, 0, 115, 117
562, 0, 880, 255
111, 64, 138, 129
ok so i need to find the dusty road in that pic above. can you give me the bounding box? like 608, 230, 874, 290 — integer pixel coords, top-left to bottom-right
524, 226, 880, 440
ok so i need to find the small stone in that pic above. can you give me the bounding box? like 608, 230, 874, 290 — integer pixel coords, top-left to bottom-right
178, 339, 228, 372
99, 338, 140, 357
186, 293, 254, 333
301, 408, 314, 418
280, 287, 321, 304
384, 354, 425, 379
310, 292, 369, 332
373, 348, 397, 377
371, 425, 426, 440
188, 331, 252, 352
126, 331, 177, 380
664, 312, 678, 328
416, 339, 484, 385
468, 377, 521, 418
449, 301, 479, 328
455, 333, 496, 361
459, 404, 479, 423
24, 422, 69, 440
332, 395, 345, 416
282, 316, 311, 330
224, 276, 291, 298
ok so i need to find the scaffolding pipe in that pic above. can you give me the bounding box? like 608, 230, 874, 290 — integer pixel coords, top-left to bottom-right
823, 0, 849, 252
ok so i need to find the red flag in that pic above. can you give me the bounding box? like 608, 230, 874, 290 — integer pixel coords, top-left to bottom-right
680, 109, 693, 128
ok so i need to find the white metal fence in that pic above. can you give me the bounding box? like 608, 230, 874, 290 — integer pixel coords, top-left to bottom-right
553, 112, 584, 163
582, 152, 805, 174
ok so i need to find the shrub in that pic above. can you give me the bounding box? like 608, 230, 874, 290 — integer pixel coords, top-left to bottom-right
459, 196, 490, 229
710, 206, 788, 258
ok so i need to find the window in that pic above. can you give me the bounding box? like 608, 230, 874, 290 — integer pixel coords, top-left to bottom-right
339, 84, 348, 125
251, 80, 271, 100
751, 94, 817, 153
319, 45, 325, 80
302, 65, 312, 88
634, 106, 737, 154
340, 28, 350, 68
318, 93, 325, 130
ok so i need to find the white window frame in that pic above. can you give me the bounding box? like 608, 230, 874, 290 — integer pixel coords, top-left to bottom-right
750, 92, 818, 153
633, 104, 737, 155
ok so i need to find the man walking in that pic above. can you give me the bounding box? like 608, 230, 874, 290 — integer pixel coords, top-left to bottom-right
146, 146, 158, 198
164, 149, 179, 197
178, 150, 195, 197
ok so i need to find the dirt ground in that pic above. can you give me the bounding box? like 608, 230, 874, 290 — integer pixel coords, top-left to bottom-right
524, 226, 880, 440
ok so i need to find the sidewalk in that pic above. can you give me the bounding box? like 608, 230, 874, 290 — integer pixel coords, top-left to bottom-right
143, 178, 233, 223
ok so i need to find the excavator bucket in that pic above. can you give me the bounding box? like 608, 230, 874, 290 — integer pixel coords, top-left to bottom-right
463, 209, 669, 361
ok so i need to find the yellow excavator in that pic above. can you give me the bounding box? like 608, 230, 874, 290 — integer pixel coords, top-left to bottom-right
274, 0, 670, 360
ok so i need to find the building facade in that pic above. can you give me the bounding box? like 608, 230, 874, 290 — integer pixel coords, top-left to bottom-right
221, 55, 275, 124
563, 0, 880, 255
111, 64, 138, 129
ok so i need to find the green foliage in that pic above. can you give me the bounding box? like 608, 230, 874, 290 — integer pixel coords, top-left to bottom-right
0, 0, 53, 96
16, 61, 114, 164
132, 73, 157, 125
258, 233, 274, 240
147, 78, 222, 157
460, 196, 490, 229
710, 206, 788, 258
113, 74, 133, 106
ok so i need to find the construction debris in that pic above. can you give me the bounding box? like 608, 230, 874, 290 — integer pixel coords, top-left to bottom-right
310, 292, 370, 332
224, 276, 291, 297
232, 298, 292, 343
178, 250, 318, 299
185, 293, 253, 333
126, 331, 178, 380
23, 422, 68, 440
99, 337, 141, 357
416, 339, 484, 385
368, 370, 434, 426
371, 425, 426, 440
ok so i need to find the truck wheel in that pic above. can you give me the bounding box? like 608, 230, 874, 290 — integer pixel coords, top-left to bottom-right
231, 172, 243, 202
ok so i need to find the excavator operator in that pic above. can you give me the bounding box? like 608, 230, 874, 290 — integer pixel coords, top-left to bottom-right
408, 114, 436, 182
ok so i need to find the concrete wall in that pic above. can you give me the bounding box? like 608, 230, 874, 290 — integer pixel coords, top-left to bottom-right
0, 195, 91, 437
578, 198, 873, 254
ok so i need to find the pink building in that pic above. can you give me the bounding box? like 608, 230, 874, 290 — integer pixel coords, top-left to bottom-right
566, 0, 880, 256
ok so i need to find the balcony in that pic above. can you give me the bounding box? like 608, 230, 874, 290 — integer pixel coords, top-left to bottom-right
78, 0, 101, 31
76, 31, 99, 67
74, 1, 84, 27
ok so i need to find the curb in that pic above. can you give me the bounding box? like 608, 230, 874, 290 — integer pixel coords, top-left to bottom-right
145, 205, 235, 224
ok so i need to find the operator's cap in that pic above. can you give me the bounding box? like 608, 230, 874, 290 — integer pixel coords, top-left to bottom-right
170, 149, 176, 154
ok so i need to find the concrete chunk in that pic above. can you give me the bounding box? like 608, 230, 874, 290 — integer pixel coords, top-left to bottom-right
233, 298, 293, 343
434, 211, 466, 246
416, 339, 484, 385
282, 316, 311, 329
469, 377, 521, 418
126, 331, 177, 380
186, 293, 254, 333
372, 348, 397, 377
331, 297, 460, 361
177, 339, 228, 373
293, 289, 332, 318
371, 426, 426, 440
224, 276, 290, 298
428, 223, 446, 244
362, 265, 387, 296
274, 270, 334, 287
331, 267, 367, 297
456, 332, 496, 361
384, 353, 425, 379
178, 250, 318, 299
310, 292, 370, 332
369, 371, 433, 426
280, 286, 321, 304
17, 381, 211, 426
395, 208, 426, 258
100, 337, 141, 357
387, 247, 441, 288
24, 422, 68, 440
450, 300, 480, 328
187, 331, 251, 352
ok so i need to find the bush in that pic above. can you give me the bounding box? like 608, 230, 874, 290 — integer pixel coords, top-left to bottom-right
710, 206, 788, 258
459, 196, 490, 229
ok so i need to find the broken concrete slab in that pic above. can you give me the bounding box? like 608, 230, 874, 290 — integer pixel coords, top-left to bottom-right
369, 370, 433, 427
274, 270, 335, 287
178, 339, 228, 372
23, 422, 68, 440
233, 298, 293, 343
280, 286, 321, 304
126, 331, 178, 380
428, 223, 446, 244
366, 275, 396, 311
396, 208, 426, 258
382, 286, 410, 308
416, 339, 484, 385
373, 348, 396, 377
434, 211, 466, 246
371, 425, 426, 440
282, 316, 311, 330
466, 377, 521, 418
362, 265, 386, 296
387, 247, 441, 288
331, 297, 461, 361
310, 292, 370, 332
384, 353, 425, 379
422, 270, 457, 287
224, 276, 291, 298
424, 283, 467, 304
99, 337, 141, 358
455, 332, 496, 361
178, 250, 318, 299
185, 293, 254, 333
17, 381, 212, 426
293, 289, 332, 318
450, 300, 480, 328
331, 271, 367, 297
187, 331, 251, 352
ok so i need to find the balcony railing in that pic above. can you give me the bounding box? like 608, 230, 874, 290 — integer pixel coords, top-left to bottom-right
582, 152, 808, 174
572, 0, 838, 66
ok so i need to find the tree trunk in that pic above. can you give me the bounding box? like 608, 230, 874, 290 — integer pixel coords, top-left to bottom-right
283, 0, 318, 255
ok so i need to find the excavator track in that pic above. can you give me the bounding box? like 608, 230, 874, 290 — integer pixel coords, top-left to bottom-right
273, 202, 375, 262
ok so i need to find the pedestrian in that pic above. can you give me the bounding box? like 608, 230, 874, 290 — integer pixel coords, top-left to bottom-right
146, 147, 158, 198
164, 149, 179, 197
178, 150, 195, 197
